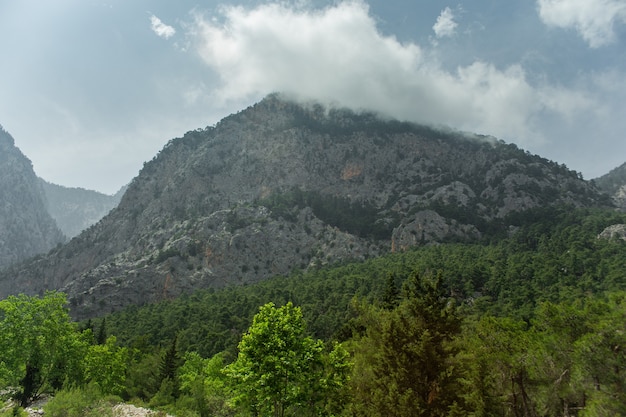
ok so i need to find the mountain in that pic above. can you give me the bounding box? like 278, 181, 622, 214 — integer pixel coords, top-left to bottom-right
0, 95, 611, 318
40, 180, 126, 238
594, 162, 626, 210
0, 126, 65, 270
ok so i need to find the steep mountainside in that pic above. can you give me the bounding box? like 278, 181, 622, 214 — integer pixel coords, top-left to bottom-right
41, 180, 125, 238
0, 126, 65, 270
595, 162, 626, 210
0, 95, 611, 318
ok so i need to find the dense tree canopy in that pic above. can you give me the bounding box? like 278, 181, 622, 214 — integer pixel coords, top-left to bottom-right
1, 206, 625, 416
348, 272, 463, 416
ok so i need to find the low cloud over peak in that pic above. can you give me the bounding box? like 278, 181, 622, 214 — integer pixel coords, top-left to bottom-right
2, 0, 624, 193
189, 1, 599, 148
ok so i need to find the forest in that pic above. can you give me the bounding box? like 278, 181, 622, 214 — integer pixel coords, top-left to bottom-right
1, 206, 625, 417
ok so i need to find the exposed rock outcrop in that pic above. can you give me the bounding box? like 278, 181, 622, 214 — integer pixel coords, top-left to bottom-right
598, 224, 626, 241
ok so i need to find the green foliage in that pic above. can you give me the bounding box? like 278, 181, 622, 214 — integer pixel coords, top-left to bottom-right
149, 378, 177, 409
569, 294, 626, 416
258, 188, 397, 240
381, 273, 400, 310
224, 302, 325, 417
315, 342, 352, 417
64, 206, 626, 416
95, 318, 107, 345
84, 336, 128, 396
158, 336, 180, 393
348, 271, 464, 416
0, 405, 27, 417
104, 207, 626, 358
0, 292, 87, 406
467, 316, 542, 417
178, 352, 233, 417
454, 294, 626, 416
124, 350, 162, 401
221, 302, 352, 416
43, 385, 118, 417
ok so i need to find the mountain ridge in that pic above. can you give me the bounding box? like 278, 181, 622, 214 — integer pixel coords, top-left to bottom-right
594, 161, 626, 210
0, 95, 613, 318
0, 126, 66, 269
40, 179, 126, 239
0, 124, 126, 271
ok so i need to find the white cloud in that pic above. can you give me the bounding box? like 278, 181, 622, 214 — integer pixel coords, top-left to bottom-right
537, 0, 626, 47
150, 14, 176, 39
189, 1, 600, 147
433, 7, 458, 38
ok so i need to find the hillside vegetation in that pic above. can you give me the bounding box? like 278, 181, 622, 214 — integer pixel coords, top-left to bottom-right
2, 206, 625, 416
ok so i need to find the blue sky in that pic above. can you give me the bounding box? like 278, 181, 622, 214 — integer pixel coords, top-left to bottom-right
0, 0, 625, 194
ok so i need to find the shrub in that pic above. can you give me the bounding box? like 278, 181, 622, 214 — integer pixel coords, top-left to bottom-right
43, 385, 119, 417
0, 405, 27, 417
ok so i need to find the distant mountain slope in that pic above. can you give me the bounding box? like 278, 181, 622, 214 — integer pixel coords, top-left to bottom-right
595, 162, 626, 210
0, 95, 611, 318
0, 126, 65, 270
40, 180, 125, 238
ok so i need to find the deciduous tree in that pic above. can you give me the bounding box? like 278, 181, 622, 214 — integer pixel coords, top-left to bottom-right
84, 336, 128, 396
0, 292, 85, 406
225, 302, 324, 417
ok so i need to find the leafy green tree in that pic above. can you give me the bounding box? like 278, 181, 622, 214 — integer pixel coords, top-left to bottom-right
0, 292, 86, 406
84, 336, 128, 396
224, 302, 324, 417
314, 342, 352, 417
179, 351, 233, 417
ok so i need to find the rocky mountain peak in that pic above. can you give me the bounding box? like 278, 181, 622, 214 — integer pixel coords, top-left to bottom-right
0, 96, 612, 318
0, 126, 65, 269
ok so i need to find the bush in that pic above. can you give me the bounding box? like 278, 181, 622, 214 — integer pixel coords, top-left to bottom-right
43, 385, 119, 417
0, 405, 27, 417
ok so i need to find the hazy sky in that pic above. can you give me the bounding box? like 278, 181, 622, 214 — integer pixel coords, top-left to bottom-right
0, 0, 625, 194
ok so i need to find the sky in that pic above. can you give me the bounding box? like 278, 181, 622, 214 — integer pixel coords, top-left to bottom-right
0, 0, 625, 194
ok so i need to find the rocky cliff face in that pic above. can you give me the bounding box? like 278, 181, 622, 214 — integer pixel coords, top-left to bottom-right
0, 95, 611, 318
0, 126, 65, 270
595, 162, 626, 210
40, 180, 125, 239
